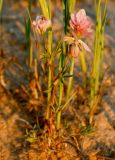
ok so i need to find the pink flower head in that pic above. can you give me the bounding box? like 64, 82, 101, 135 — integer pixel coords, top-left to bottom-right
64, 36, 91, 58
70, 9, 93, 38
32, 16, 51, 34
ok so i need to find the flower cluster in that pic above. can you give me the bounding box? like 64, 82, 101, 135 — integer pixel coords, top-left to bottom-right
32, 9, 92, 58
32, 16, 51, 34
66, 9, 93, 58
64, 36, 91, 58
70, 9, 93, 38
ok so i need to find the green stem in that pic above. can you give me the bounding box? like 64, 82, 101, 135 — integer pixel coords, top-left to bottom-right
56, 0, 69, 130
80, 51, 87, 86
46, 29, 52, 119
26, 0, 32, 67
38, 0, 52, 120
56, 53, 65, 129
56, 0, 76, 129
66, 57, 74, 100
56, 84, 63, 130
90, 0, 101, 108
90, 0, 106, 123
29, 42, 33, 67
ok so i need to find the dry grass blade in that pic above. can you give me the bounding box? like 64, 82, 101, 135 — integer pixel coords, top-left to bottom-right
58, 90, 77, 112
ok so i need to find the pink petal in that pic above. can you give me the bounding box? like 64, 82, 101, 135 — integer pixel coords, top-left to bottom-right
76, 9, 86, 23
69, 20, 75, 30
69, 21, 73, 29
32, 15, 51, 34
78, 40, 91, 52
71, 13, 77, 25
69, 9, 93, 38
36, 16, 42, 21
32, 21, 36, 26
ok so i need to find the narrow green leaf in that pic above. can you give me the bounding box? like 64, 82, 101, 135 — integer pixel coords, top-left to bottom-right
68, 0, 76, 13
102, 0, 107, 27
0, 0, 3, 14
39, 0, 49, 18
64, 74, 73, 78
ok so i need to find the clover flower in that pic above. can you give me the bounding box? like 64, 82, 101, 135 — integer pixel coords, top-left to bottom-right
70, 9, 93, 38
64, 36, 91, 58
32, 16, 51, 34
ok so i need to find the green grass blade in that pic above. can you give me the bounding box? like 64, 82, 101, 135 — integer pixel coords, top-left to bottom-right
38, 0, 49, 18
68, 0, 76, 13
0, 0, 3, 14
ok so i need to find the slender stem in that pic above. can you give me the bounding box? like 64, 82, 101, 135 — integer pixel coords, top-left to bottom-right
39, 0, 53, 120
56, 0, 69, 130
89, 0, 107, 123
100, 0, 107, 81
26, 0, 32, 67
38, 0, 52, 121
56, 53, 65, 129
90, 0, 101, 108
65, 0, 76, 98
56, 0, 76, 129
66, 57, 74, 100
29, 42, 33, 67
80, 51, 87, 87
46, 30, 52, 119
56, 87, 63, 129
